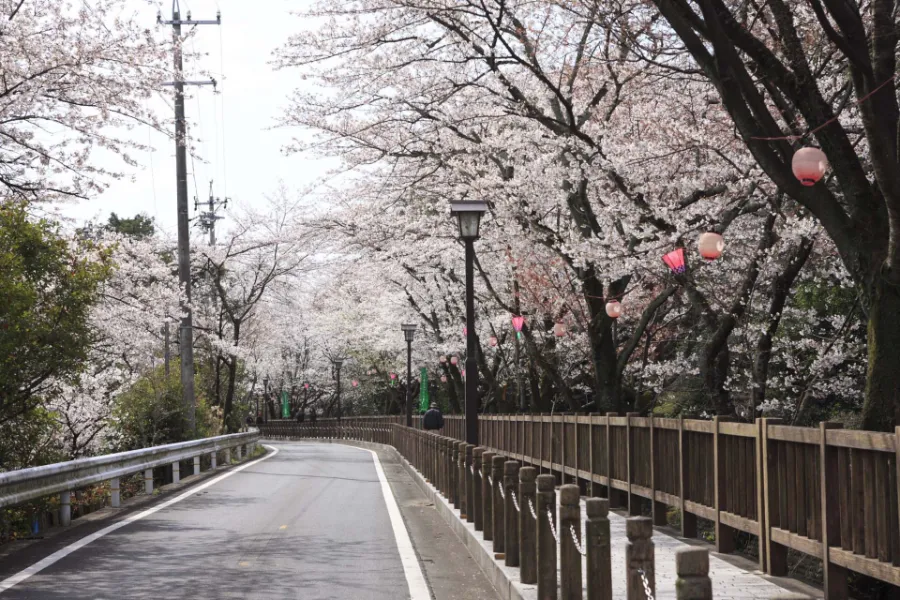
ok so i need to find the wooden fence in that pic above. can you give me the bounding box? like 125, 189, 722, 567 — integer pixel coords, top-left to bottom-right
261, 413, 900, 598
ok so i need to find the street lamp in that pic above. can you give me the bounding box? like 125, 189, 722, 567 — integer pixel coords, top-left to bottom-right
450, 200, 487, 445
332, 358, 344, 421
263, 376, 269, 423
401, 323, 417, 427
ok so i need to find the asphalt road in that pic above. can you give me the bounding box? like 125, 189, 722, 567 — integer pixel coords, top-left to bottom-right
0, 442, 500, 600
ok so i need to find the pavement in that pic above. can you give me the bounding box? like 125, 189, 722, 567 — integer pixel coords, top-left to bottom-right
0, 442, 501, 600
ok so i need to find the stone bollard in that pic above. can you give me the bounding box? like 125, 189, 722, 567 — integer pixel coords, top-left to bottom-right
626, 517, 655, 600
504, 460, 520, 567
586, 499, 612, 600
60, 491, 72, 526
492, 455, 505, 555
536, 474, 558, 600
519, 466, 538, 584
144, 468, 154, 494
110, 478, 121, 508
559, 484, 583, 600
482, 451, 495, 540
675, 547, 711, 600
465, 444, 475, 522
473, 447, 485, 531
172, 461, 181, 484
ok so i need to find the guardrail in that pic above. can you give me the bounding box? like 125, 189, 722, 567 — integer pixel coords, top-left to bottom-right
0, 431, 260, 526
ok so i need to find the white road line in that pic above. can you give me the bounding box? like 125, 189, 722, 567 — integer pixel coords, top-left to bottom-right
0, 445, 279, 595
362, 448, 431, 600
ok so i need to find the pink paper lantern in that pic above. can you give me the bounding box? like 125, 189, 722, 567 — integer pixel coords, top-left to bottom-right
352, 380, 359, 387
662, 248, 686, 273
512, 315, 525, 332
554, 322, 566, 337
440, 375, 447, 383
463, 326, 467, 336
390, 372, 397, 380
304, 383, 309, 389
489, 336, 498, 347
606, 300, 622, 319
698, 232, 724, 261
450, 356, 458, 365
461, 369, 466, 378
792, 147, 828, 186
439, 356, 447, 364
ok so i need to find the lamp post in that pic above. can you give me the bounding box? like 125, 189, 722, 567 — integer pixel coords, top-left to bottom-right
401, 324, 417, 427
263, 376, 269, 423
332, 358, 344, 420
450, 200, 487, 445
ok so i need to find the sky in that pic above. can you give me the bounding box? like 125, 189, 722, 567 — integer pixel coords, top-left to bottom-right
61, 0, 328, 237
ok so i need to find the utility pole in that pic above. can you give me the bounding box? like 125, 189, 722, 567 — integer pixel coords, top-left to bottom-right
197, 180, 227, 246
164, 322, 170, 378
159, 1, 220, 434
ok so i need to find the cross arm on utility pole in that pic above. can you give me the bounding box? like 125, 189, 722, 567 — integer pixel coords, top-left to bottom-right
162, 79, 217, 88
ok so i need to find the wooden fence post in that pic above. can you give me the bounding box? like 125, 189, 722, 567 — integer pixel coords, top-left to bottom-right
762, 418, 787, 575
626, 517, 654, 600
650, 416, 666, 526
482, 450, 495, 540
459, 442, 468, 518
450, 439, 458, 507
493, 454, 506, 555
536, 474, 558, 600
821, 421, 847, 599
679, 416, 697, 538
586, 498, 612, 600
559, 484, 583, 600
675, 547, 711, 600
713, 415, 735, 553
505, 460, 520, 567
520, 466, 538, 585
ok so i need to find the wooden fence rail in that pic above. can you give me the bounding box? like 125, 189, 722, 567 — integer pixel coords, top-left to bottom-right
261, 414, 900, 598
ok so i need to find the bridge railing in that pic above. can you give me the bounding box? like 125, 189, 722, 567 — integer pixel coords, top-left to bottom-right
0, 431, 260, 526
261, 415, 899, 597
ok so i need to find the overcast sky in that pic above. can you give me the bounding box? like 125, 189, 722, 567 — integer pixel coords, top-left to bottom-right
61, 0, 326, 237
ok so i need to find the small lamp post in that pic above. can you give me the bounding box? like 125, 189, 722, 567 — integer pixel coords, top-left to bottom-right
263, 376, 269, 423
450, 200, 487, 445
401, 323, 417, 427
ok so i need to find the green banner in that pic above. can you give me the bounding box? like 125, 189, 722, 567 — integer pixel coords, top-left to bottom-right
281, 390, 290, 418
419, 368, 429, 413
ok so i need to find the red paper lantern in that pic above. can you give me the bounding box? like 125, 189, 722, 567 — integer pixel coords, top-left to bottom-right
489, 336, 498, 347
606, 300, 622, 319
450, 356, 458, 365
554, 322, 566, 337
512, 315, 525, 332
662, 248, 686, 273
792, 147, 828, 186
698, 232, 725, 260
352, 380, 359, 387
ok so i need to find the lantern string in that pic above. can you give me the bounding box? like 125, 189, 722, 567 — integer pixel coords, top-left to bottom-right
750, 75, 896, 141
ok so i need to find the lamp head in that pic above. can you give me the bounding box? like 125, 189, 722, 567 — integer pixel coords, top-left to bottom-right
450, 201, 488, 240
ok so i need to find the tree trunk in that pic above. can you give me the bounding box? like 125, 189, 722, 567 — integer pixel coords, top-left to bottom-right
863, 273, 900, 431
223, 357, 238, 432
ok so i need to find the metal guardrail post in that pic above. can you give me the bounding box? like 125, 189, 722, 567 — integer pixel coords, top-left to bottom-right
504, 460, 520, 567
675, 547, 711, 600
519, 466, 538, 584
586, 498, 611, 600
144, 469, 154, 495
626, 517, 655, 600
172, 461, 180, 484
210, 451, 217, 470
536, 473, 558, 599
110, 478, 121, 508
492, 454, 505, 556
193, 456, 200, 476
482, 450, 494, 540
59, 491, 71, 526
559, 484, 582, 600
